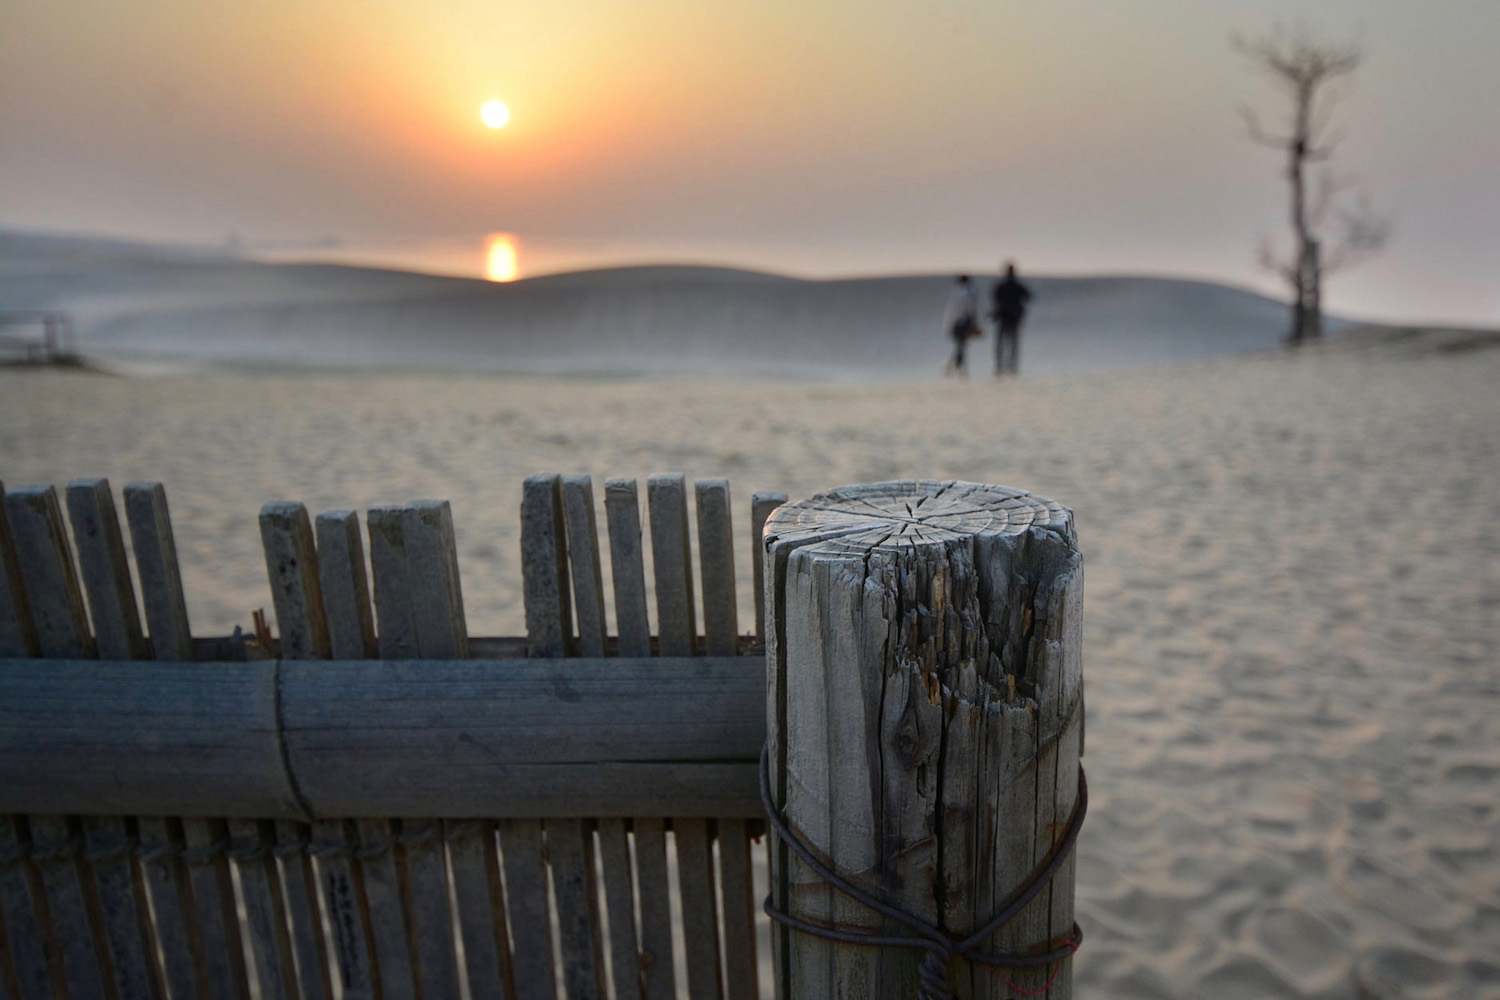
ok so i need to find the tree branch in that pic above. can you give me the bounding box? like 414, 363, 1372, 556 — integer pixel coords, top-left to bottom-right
1257, 238, 1298, 286
1304, 138, 1342, 163
1307, 170, 1339, 227
1323, 199, 1392, 274
1237, 105, 1294, 149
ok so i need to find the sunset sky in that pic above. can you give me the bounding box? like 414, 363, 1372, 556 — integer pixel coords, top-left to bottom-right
2, 0, 1497, 323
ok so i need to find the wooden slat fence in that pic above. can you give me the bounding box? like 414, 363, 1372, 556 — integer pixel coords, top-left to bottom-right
0, 473, 789, 1000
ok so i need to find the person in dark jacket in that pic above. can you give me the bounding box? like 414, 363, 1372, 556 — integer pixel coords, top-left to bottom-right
990, 261, 1032, 375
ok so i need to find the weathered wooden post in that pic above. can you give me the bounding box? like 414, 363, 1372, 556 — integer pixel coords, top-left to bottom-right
763, 480, 1085, 1000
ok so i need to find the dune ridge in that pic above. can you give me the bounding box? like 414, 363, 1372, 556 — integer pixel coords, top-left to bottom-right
1, 230, 1352, 377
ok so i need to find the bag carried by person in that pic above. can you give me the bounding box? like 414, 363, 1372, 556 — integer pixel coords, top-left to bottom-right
952, 316, 981, 341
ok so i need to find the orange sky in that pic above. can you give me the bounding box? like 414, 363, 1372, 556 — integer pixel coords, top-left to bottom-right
1, 0, 1497, 323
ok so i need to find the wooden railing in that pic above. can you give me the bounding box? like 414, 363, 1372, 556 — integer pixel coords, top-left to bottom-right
0, 473, 786, 1000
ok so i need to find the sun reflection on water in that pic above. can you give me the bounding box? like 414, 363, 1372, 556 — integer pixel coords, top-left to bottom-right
485, 233, 519, 282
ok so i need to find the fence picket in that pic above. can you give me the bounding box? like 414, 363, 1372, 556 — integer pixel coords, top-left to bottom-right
514, 485, 581, 998
673, 819, 723, 1000
403, 500, 468, 660
0, 483, 39, 657
353, 510, 423, 1000
48, 481, 159, 999
716, 820, 759, 1000
80, 816, 156, 1000
310, 820, 375, 1000
229, 818, 298, 1000
315, 510, 377, 660
261, 502, 331, 660
695, 479, 738, 656
749, 491, 787, 647
274, 820, 335, 1000
135, 817, 203, 999
596, 818, 642, 1000
392, 502, 466, 996
647, 474, 696, 657
26, 816, 105, 999
367, 506, 418, 660
546, 820, 603, 998
354, 819, 415, 1000
121, 482, 192, 661
444, 820, 510, 1000
632, 818, 676, 1000
3, 486, 92, 658
604, 478, 651, 657
396, 820, 459, 998
183, 817, 251, 1000
65, 479, 147, 660
306, 516, 380, 999
261, 508, 347, 999
562, 475, 608, 657
0, 816, 54, 1000
122, 487, 212, 997
497, 819, 555, 1000
406, 504, 509, 997
520, 474, 573, 658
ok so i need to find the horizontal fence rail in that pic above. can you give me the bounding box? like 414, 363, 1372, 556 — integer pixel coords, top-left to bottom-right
0, 472, 787, 1000
0, 656, 765, 819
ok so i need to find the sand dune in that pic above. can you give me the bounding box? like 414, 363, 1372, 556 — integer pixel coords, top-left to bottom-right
1, 230, 1352, 377
1, 326, 1496, 998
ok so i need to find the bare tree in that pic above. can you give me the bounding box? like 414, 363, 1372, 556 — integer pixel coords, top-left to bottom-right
1235, 27, 1390, 344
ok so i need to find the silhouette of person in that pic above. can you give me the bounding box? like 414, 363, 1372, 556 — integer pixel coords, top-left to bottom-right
990, 261, 1032, 375
942, 275, 980, 377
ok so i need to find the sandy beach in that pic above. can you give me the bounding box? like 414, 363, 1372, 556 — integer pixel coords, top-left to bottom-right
2, 328, 1498, 998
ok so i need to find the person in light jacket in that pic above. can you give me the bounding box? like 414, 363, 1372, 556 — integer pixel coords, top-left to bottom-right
942, 275, 980, 377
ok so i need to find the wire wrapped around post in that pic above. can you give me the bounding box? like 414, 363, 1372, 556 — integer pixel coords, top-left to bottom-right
760, 747, 1085, 1000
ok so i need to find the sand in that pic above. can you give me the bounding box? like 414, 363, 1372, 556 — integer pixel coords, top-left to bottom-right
1, 330, 1497, 998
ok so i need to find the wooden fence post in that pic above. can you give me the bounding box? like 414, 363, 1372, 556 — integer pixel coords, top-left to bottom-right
763, 481, 1085, 1000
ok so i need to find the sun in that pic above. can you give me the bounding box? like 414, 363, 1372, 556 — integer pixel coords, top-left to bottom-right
485, 233, 519, 282
480, 100, 510, 129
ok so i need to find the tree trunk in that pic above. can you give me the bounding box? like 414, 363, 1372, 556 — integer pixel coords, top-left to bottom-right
1287, 88, 1313, 345
1304, 239, 1323, 340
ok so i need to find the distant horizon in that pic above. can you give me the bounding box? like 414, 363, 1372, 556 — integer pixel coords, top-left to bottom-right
2, 222, 1477, 331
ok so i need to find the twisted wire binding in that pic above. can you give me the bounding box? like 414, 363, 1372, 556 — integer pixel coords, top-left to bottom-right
0, 838, 32, 867
29, 829, 84, 865
308, 822, 353, 860
135, 837, 179, 867
760, 746, 1086, 1000
396, 820, 441, 848
180, 837, 230, 868
272, 827, 311, 860
83, 836, 134, 866
227, 835, 273, 864
354, 826, 395, 862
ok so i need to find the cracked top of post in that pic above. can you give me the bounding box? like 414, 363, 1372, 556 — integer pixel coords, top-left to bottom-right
763, 480, 1073, 556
